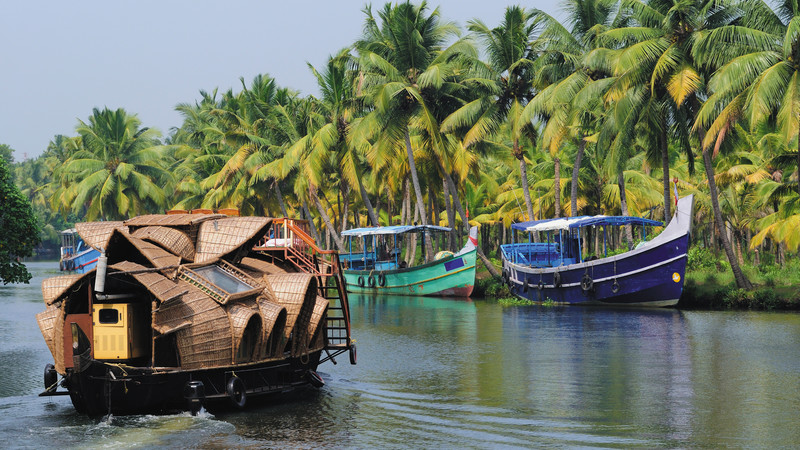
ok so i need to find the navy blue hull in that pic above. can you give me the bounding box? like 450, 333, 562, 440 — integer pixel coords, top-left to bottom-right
505, 234, 688, 307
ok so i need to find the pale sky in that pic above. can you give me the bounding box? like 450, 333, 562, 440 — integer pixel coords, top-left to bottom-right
1, 1, 563, 161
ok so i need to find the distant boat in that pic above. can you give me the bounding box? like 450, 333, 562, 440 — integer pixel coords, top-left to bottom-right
340, 225, 478, 297
59, 229, 100, 273
501, 195, 694, 306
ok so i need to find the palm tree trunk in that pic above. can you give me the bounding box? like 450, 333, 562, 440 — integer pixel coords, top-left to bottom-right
311, 188, 345, 252
443, 178, 456, 251
340, 182, 350, 233
515, 139, 534, 221
796, 127, 800, 197
274, 180, 288, 217
618, 172, 634, 249
301, 200, 319, 242
661, 123, 671, 222
554, 157, 562, 218
571, 138, 586, 216
443, 170, 500, 277
357, 175, 379, 226
408, 202, 419, 265
703, 149, 752, 289
403, 130, 434, 258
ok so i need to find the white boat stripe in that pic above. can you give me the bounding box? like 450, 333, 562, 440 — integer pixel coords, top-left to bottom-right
511, 253, 687, 288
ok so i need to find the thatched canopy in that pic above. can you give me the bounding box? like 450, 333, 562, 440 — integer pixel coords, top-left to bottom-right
75, 221, 128, 251
41, 273, 90, 306
132, 226, 195, 261
195, 217, 271, 264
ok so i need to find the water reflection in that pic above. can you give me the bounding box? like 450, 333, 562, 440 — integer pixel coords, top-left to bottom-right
1, 265, 799, 447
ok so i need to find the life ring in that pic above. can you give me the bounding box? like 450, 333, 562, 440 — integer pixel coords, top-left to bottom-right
44, 363, 57, 390
611, 279, 621, 293
580, 274, 594, 292
357, 276, 365, 288
553, 272, 562, 288
368, 275, 376, 288
377, 273, 386, 287
226, 376, 246, 408
307, 370, 325, 388
349, 343, 357, 365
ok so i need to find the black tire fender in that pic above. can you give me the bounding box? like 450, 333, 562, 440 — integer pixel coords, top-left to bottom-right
307, 370, 325, 388
580, 273, 594, 292
368, 275, 376, 288
357, 276, 365, 288
44, 363, 57, 390
611, 279, 621, 293
377, 273, 386, 287
226, 376, 246, 409
349, 343, 357, 365
553, 271, 561, 288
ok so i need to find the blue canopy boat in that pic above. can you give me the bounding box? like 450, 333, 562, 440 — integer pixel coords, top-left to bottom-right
500, 195, 694, 306
59, 229, 100, 273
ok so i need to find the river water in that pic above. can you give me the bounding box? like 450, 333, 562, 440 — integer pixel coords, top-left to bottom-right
1, 262, 799, 448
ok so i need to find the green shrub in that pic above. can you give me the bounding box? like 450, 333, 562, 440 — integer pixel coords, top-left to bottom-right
475, 276, 512, 299
687, 247, 719, 271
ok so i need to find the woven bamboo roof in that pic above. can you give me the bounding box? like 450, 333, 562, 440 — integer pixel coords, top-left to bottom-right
41, 273, 89, 306
153, 280, 233, 369
264, 273, 316, 355
307, 296, 329, 341
227, 302, 260, 361
109, 261, 187, 303
36, 306, 65, 373
194, 217, 272, 264
240, 257, 287, 275
75, 221, 128, 251
131, 226, 195, 261
117, 233, 181, 269
124, 214, 224, 228
255, 298, 287, 359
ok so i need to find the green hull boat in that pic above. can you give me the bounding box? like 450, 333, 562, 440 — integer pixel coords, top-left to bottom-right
341, 226, 478, 297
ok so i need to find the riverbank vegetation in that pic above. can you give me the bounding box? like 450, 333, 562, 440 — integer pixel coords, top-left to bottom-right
4, 0, 800, 299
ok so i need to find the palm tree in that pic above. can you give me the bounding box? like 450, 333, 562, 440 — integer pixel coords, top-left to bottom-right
524, 0, 617, 217
442, 6, 540, 221
602, 0, 740, 222
53, 107, 169, 221
307, 49, 379, 227
354, 1, 473, 259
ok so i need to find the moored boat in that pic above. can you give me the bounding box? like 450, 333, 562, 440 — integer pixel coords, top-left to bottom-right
59, 228, 100, 273
37, 214, 354, 415
340, 225, 478, 297
501, 195, 694, 306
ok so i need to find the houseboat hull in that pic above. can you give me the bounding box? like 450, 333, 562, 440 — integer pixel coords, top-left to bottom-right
62, 351, 323, 416
502, 195, 694, 306
343, 249, 477, 297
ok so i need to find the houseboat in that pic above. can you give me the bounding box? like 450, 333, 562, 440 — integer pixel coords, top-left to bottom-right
38, 213, 354, 415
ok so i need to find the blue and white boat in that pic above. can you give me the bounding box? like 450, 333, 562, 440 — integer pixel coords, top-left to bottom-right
500, 195, 694, 306
59, 229, 100, 273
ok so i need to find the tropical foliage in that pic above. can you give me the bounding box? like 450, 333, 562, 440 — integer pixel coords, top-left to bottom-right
1, 155, 40, 284
8, 1, 800, 290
